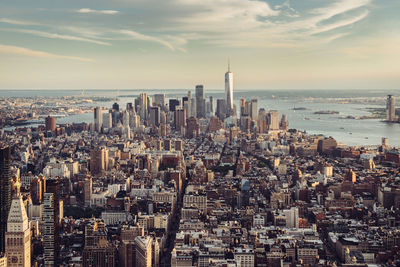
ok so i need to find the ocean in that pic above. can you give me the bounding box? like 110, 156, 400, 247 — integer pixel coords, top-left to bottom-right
1, 89, 399, 147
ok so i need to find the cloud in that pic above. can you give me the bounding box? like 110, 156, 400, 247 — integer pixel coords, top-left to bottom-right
0, 18, 40, 26
311, 10, 369, 35
0, 44, 93, 62
76, 8, 119, 15
119, 29, 175, 50
3, 28, 111, 46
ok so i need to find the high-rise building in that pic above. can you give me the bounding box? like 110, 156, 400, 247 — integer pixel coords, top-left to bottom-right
386, 95, 396, 122
150, 106, 160, 127
122, 110, 130, 128
279, 114, 289, 131
43, 192, 56, 267
169, 99, 180, 112
83, 221, 116, 267
153, 94, 166, 107
129, 108, 140, 129
30, 176, 46, 205
250, 99, 258, 121
216, 99, 226, 121
102, 112, 112, 129
44, 179, 61, 267
112, 102, 120, 112
84, 176, 92, 207
0, 146, 11, 254
186, 117, 200, 139
267, 111, 279, 131
175, 140, 183, 152
45, 116, 57, 132
126, 102, 134, 111
90, 147, 109, 175
135, 236, 153, 267
209, 96, 214, 115
164, 139, 172, 151
5, 193, 31, 267
225, 63, 234, 117
138, 93, 148, 120
195, 85, 206, 118
174, 107, 186, 130
94, 107, 102, 132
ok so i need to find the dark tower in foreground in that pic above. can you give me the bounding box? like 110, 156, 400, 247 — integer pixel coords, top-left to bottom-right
0, 146, 12, 253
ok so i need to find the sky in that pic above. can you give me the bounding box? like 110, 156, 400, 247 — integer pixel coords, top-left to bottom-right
0, 0, 399, 90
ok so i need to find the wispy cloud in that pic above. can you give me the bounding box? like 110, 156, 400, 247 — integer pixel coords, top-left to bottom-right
119, 29, 175, 51
0, 44, 93, 62
0, 18, 40, 26
3, 28, 111, 46
76, 8, 119, 15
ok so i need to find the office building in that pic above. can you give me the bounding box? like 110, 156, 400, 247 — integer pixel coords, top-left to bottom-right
169, 99, 180, 112
209, 96, 214, 115
138, 93, 148, 120
225, 63, 234, 117
195, 85, 206, 118
150, 106, 160, 127
84, 176, 92, 207
174, 107, 186, 130
102, 112, 112, 129
43, 193, 56, 267
386, 95, 396, 122
112, 102, 119, 112
267, 110, 279, 130
250, 99, 258, 121
90, 147, 109, 175
216, 99, 226, 121
0, 146, 11, 254
164, 139, 172, 151
135, 236, 153, 267
186, 117, 200, 139
94, 107, 102, 132
153, 94, 166, 107
44, 179, 61, 267
45, 116, 57, 132
5, 193, 31, 267
82, 221, 116, 267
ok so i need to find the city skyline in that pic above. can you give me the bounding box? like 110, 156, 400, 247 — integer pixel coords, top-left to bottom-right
1, 0, 400, 90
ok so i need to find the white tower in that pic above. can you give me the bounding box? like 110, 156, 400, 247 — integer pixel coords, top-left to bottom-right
5, 194, 31, 267
225, 61, 234, 117
386, 95, 396, 122
94, 107, 102, 132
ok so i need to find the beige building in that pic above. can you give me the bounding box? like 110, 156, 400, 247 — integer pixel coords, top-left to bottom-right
5, 195, 31, 267
135, 236, 153, 267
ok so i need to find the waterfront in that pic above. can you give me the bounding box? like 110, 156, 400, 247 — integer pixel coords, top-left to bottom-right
1, 89, 399, 147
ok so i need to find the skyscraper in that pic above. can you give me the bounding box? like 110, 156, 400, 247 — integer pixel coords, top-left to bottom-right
153, 94, 166, 107
174, 107, 186, 130
195, 85, 206, 118
90, 147, 109, 175
216, 99, 227, 121
150, 106, 160, 127
0, 146, 11, 254
386, 95, 396, 122
5, 193, 31, 267
250, 99, 258, 121
43, 192, 56, 267
44, 179, 61, 267
138, 93, 148, 120
82, 221, 117, 267
267, 111, 279, 131
225, 62, 234, 117
45, 116, 57, 132
94, 107, 102, 132
135, 236, 153, 267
